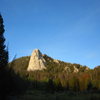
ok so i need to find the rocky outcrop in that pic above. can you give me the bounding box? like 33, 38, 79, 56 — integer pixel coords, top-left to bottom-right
27, 49, 46, 71
64, 66, 79, 73
64, 66, 71, 73
53, 59, 59, 63
73, 66, 79, 73
85, 67, 89, 71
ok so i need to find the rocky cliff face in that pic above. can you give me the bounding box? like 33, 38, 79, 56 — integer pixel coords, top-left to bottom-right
27, 49, 90, 72
27, 49, 46, 71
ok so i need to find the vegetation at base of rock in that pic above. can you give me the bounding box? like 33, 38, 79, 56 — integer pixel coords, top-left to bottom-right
9, 55, 100, 93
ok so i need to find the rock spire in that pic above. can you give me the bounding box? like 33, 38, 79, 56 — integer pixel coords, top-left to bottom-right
27, 49, 46, 71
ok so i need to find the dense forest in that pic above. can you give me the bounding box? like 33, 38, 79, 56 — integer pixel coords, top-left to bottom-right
0, 14, 100, 100
9, 55, 100, 92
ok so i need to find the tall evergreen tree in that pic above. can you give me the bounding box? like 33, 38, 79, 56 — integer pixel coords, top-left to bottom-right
0, 14, 9, 100
0, 14, 8, 68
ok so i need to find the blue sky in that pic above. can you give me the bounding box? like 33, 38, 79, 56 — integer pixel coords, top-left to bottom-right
0, 0, 100, 68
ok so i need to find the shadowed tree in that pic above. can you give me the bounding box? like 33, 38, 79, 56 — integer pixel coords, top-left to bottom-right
0, 14, 9, 100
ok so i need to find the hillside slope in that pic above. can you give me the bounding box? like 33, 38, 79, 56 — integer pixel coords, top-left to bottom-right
9, 53, 90, 74
8, 52, 100, 93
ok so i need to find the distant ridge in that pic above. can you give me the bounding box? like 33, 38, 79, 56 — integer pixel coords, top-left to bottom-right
9, 49, 91, 73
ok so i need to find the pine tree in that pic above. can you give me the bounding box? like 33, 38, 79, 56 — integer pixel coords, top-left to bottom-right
0, 14, 8, 69
0, 14, 9, 100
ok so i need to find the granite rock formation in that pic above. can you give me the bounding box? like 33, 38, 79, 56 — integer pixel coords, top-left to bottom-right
27, 49, 46, 71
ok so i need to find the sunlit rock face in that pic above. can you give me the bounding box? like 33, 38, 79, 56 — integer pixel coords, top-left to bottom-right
27, 49, 46, 71
73, 66, 79, 73
64, 66, 71, 73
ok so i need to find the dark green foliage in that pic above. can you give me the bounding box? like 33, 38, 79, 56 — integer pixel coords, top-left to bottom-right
47, 78, 55, 93
0, 14, 9, 100
0, 14, 8, 69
